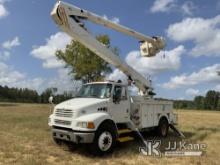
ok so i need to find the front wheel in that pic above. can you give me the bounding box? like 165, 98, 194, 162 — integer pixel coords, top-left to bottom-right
90, 122, 116, 155
53, 137, 62, 145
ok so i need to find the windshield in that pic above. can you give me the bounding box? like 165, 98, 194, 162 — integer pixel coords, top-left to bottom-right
75, 84, 112, 99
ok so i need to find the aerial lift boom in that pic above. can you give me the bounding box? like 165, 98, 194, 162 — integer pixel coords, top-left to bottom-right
51, 1, 166, 95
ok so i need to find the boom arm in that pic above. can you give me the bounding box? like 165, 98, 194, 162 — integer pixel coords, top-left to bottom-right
51, 1, 165, 95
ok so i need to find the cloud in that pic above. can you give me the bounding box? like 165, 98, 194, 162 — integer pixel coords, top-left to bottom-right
181, 1, 196, 16
0, 51, 10, 60
0, 37, 20, 62
103, 15, 120, 24
31, 32, 71, 69
106, 45, 185, 85
0, 2, 8, 19
0, 62, 25, 85
185, 88, 199, 96
0, 61, 44, 92
0, 36, 37, 90
0, 0, 9, 3
42, 57, 64, 69
162, 64, 220, 89
106, 45, 185, 95
216, 84, 220, 92
29, 32, 80, 93
10, 78, 45, 92
167, 15, 220, 56
150, 0, 196, 15
106, 69, 127, 82
0, 61, 79, 94
0, 34, 77, 94
48, 68, 82, 94
2, 37, 21, 49
150, 0, 176, 13
9, 68, 80, 94
125, 45, 185, 76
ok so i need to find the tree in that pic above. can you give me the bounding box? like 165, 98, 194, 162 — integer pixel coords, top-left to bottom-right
40, 88, 57, 103
204, 90, 220, 110
173, 100, 194, 109
56, 34, 118, 83
194, 96, 205, 110
217, 100, 220, 111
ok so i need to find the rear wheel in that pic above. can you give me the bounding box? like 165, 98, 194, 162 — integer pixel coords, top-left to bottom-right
157, 118, 169, 137
90, 121, 116, 155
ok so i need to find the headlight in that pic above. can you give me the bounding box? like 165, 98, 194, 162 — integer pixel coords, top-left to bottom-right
77, 121, 87, 128
76, 121, 95, 129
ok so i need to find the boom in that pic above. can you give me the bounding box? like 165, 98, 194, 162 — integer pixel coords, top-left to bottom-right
51, 1, 165, 95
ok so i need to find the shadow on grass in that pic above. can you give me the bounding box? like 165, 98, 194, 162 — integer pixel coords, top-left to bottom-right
56, 125, 217, 158
57, 129, 197, 158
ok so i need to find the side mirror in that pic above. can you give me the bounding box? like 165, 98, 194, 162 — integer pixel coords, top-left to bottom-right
48, 96, 54, 104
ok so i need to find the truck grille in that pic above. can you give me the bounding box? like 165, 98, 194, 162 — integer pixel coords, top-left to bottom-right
54, 119, 71, 126
55, 108, 74, 118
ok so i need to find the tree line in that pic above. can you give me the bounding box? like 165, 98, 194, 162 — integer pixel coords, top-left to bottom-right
0, 85, 72, 104
1, 85, 220, 110
174, 90, 220, 110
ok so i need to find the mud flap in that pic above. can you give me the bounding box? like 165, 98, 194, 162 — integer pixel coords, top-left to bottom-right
169, 124, 185, 138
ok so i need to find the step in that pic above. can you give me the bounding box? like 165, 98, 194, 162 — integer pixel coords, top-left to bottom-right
118, 136, 134, 143
118, 129, 132, 134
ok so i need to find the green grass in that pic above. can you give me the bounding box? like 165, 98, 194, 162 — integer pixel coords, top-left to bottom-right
0, 103, 220, 165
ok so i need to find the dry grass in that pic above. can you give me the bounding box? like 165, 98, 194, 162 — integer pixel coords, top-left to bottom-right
0, 103, 220, 165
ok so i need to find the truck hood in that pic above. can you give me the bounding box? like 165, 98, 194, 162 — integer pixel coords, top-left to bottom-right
55, 97, 109, 110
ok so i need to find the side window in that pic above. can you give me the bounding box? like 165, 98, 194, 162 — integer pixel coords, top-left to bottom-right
113, 86, 122, 99
113, 86, 127, 101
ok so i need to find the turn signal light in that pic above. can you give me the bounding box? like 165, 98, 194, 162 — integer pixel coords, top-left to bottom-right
87, 122, 95, 129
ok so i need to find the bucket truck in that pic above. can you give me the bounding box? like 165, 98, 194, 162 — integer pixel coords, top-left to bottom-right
48, 1, 181, 155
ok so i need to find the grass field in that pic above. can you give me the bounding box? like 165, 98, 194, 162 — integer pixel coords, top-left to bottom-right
0, 103, 220, 165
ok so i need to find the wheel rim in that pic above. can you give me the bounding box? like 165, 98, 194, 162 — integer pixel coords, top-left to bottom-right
98, 131, 113, 151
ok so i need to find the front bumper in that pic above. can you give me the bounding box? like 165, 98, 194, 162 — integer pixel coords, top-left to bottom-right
52, 127, 95, 143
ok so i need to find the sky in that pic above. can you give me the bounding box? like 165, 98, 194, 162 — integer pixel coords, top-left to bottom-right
0, 0, 220, 100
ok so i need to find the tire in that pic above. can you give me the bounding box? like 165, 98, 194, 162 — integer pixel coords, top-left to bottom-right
90, 121, 117, 155
157, 118, 169, 137
53, 137, 62, 145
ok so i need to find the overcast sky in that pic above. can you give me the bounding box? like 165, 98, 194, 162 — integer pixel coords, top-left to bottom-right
0, 0, 220, 99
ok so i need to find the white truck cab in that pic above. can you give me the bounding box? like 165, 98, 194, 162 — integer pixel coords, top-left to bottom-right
48, 81, 178, 154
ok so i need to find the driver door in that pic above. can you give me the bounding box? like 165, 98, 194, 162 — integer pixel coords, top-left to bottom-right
108, 85, 130, 123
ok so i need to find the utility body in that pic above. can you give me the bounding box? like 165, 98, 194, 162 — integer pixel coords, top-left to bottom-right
48, 1, 180, 154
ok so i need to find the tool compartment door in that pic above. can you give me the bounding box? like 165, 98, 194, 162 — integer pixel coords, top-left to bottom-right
141, 104, 154, 128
